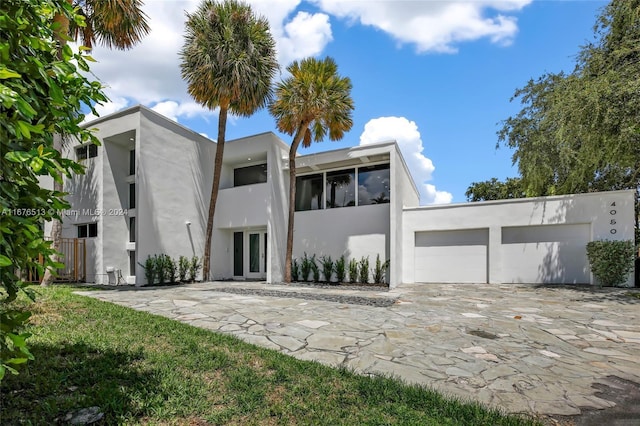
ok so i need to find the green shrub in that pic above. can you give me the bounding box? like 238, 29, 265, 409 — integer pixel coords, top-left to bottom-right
586, 240, 635, 287
166, 256, 178, 284
372, 254, 390, 284
300, 253, 312, 282
358, 256, 370, 284
188, 256, 201, 282
320, 255, 334, 283
291, 258, 300, 281
178, 256, 189, 282
139, 255, 157, 286
348, 259, 358, 284
310, 254, 320, 283
156, 254, 167, 285
335, 255, 346, 283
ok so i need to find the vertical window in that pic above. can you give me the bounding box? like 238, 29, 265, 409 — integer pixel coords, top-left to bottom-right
326, 169, 355, 208
76, 146, 87, 161
129, 149, 135, 175
88, 144, 98, 158
295, 174, 323, 211
77, 224, 87, 238
129, 217, 136, 242
358, 164, 391, 205
129, 251, 136, 276
234, 164, 267, 187
129, 183, 135, 209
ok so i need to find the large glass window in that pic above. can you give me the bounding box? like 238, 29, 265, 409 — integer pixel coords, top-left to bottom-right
234, 164, 267, 187
358, 164, 391, 205
295, 174, 323, 211
326, 169, 355, 208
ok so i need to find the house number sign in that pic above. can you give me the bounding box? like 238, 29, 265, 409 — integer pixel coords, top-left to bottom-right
609, 202, 617, 234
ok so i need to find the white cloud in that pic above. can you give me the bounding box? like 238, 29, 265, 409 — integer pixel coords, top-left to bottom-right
313, 0, 531, 53
82, 96, 129, 124
359, 117, 452, 205
82, 0, 333, 123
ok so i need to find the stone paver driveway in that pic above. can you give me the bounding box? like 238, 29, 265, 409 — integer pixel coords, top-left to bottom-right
78, 282, 640, 419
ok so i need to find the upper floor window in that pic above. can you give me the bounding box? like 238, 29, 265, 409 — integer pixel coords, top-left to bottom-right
295, 173, 323, 211
358, 164, 390, 205
129, 183, 136, 209
129, 149, 135, 175
76, 144, 97, 161
77, 223, 97, 238
234, 164, 267, 187
326, 169, 355, 208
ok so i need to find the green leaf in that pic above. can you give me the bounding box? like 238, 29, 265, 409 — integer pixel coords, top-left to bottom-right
5, 151, 31, 163
30, 157, 44, 172
0, 254, 12, 267
0, 68, 21, 79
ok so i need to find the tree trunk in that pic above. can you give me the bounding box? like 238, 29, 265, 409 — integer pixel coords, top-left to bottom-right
42, 6, 71, 286
202, 106, 228, 282
284, 126, 307, 283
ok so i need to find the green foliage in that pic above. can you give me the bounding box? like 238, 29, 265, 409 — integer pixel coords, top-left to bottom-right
335, 255, 346, 283
139, 256, 157, 286
156, 254, 167, 285
310, 255, 320, 283
178, 255, 189, 283
466, 177, 527, 202
372, 255, 390, 284
188, 256, 201, 283
0, 310, 35, 380
498, 0, 640, 197
320, 255, 334, 283
586, 240, 635, 287
0, 0, 107, 378
300, 253, 313, 282
291, 258, 300, 282
358, 257, 370, 284
348, 259, 358, 284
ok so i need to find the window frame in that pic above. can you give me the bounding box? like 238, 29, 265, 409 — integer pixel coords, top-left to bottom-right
233, 163, 268, 187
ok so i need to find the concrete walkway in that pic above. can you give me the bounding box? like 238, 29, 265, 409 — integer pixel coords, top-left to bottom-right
77, 282, 640, 420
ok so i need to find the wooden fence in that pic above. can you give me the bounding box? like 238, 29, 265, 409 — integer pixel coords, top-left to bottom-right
26, 238, 86, 283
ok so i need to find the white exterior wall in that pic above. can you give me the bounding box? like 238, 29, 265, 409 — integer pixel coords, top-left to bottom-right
135, 109, 216, 283
403, 190, 636, 286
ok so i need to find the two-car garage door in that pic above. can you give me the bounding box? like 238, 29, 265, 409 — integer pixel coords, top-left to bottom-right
414, 224, 590, 284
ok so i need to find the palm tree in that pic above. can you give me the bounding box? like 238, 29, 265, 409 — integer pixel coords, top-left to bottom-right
43, 0, 150, 286
269, 57, 354, 283
180, 0, 278, 281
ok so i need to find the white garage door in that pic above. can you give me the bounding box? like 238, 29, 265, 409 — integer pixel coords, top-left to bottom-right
414, 229, 488, 283
501, 224, 590, 284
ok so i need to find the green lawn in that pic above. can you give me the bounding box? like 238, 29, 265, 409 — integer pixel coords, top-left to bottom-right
1, 286, 539, 425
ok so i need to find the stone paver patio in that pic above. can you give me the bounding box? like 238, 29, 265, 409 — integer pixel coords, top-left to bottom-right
78, 282, 640, 420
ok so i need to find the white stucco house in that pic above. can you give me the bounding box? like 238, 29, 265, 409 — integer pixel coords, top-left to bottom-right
51, 105, 636, 287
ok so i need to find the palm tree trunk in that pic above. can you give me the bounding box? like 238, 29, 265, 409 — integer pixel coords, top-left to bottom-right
42, 5, 72, 287
202, 106, 228, 281
284, 125, 307, 283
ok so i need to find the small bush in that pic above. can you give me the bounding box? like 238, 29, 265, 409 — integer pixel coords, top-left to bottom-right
166, 256, 177, 284
291, 258, 300, 281
358, 256, 370, 284
188, 256, 201, 282
348, 259, 358, 284
372, 254, 390, 284
178, 255, 189, 282
156, 254, 167, 285
320, 255, 334, 283
139, 255, 157, 286
310, 255, 320, 283
586, 240, 635, 287
300, 253, 312, 282
335, 255, 346, 283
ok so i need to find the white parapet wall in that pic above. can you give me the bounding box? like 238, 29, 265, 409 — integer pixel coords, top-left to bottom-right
402, 190, 636, 286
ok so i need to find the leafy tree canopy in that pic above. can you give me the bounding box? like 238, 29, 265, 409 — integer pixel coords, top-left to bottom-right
0, 0, 106, 379
465, 177, 527, 202
497, 0, 640, 197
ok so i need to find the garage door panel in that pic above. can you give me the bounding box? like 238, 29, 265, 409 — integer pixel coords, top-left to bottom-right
501, 224, 590, 284
415, 245, 487, 283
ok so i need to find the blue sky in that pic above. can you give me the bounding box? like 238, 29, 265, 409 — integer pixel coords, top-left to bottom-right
83, 0, 608, 204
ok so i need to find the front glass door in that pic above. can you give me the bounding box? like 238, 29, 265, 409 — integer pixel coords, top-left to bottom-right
246, 230, 267, 279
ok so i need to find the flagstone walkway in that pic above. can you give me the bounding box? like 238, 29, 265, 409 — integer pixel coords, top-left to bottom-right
77, 282, 640, 422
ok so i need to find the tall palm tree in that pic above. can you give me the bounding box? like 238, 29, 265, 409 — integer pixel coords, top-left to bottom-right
43, 0, 150, 286
180, 0, 278, 281
269, 57, 354, 283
